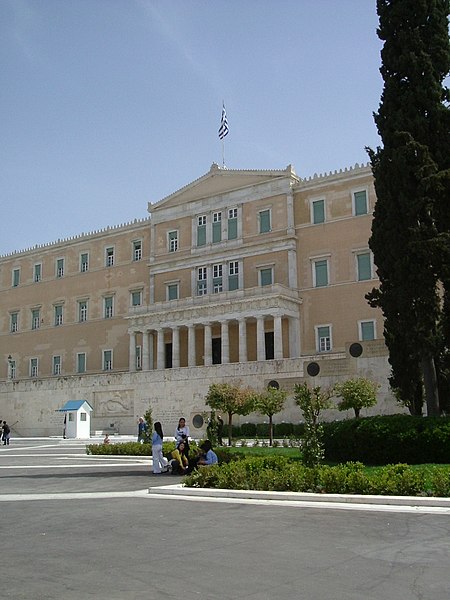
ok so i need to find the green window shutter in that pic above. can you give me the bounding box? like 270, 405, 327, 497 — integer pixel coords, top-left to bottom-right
315, 260, 328, 287
357, 253, 371, 281
361, 321, 375, 341
313, 200, 325, 224
228, 218, 237, 240
228, 274, 239, 290
78, 354, 86, 373
259, 210, 271, 233
212, 221, 222, 243
354, 191, 367, 216
197, 225, 206, 246
260, 268, 272, 286
168, 284, 178, 300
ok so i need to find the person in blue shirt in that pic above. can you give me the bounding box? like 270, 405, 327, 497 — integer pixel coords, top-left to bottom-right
197, 440, 218, 466
137, 417, 147, 443
152, 421, 166, 474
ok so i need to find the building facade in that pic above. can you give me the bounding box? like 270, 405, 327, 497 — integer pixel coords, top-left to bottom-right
0, 163, 399, 437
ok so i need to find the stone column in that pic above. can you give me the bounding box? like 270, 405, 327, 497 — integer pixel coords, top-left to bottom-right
274, 315, 283, 359
188, 325, 196, 367
156, 328, 165, 370
142, 330, 149, 370
238, 318, 247, 363
256, 316, 266, 361
204, 323, 212, 366
129, 331, 137, 372
221, 320, 230, 364
148, 332, 155, 369
289, 316, 301, 358
172, 326, 180, 368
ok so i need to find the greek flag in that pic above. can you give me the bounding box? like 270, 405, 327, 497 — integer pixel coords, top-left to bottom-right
218, 103, 229, 140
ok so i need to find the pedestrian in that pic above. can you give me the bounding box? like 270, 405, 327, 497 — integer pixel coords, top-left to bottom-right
197, 440, 218, 466
2, 421, 11, 446
137, 417, 147, 443
152, 422, 167, 474
174, 417, 190, 457
217, 415, 224, 446
103, 433, 110, 445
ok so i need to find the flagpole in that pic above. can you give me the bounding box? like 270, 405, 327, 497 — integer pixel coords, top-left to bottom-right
222, 138, 225, 169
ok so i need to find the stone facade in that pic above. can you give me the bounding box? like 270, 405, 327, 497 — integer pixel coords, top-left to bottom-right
0, 163, 403, 436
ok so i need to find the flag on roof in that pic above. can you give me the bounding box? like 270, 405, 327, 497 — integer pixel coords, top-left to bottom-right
218, 103, 229, 140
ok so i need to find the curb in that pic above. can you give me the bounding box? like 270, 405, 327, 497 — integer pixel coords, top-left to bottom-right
148, 484, 450, 508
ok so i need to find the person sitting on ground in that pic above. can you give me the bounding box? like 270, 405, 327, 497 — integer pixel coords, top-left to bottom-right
197, 440, 218, 466
170, 440, 189, 475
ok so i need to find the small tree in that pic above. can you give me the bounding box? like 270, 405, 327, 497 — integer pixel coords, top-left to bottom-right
142, 406, 153, 444
254, 386, 287, 446
333, 377, 379, 419
205, 382, 255, 446
294, 382, 333, 467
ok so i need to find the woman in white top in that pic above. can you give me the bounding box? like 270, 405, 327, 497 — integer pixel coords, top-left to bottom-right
174, 417, 190, 458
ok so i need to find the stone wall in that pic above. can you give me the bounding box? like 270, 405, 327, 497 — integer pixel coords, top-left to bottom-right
0, 352, 404, 438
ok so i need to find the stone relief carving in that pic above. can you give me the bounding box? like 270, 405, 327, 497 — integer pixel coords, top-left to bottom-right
94, 390, 133, 417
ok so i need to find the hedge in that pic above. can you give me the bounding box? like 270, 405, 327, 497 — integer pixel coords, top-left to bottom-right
323, 415, 450, 465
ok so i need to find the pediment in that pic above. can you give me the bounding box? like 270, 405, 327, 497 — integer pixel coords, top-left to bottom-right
149, 163, 298, 212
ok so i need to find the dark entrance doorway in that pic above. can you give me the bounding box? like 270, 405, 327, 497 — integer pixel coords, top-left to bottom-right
212, 338, 222, 364
265, 332, 274, 360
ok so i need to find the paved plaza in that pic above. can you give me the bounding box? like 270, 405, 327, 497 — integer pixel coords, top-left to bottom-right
1, 437, 449, 600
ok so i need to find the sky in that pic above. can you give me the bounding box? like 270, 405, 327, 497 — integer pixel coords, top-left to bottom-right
0, 0, 383, 256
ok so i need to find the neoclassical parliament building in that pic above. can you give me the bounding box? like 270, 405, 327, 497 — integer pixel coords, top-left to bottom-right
0, 162, 399, 436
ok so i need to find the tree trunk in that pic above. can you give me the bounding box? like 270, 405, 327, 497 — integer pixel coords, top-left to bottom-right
269, 415, 273, 446
422, 355, 440, 416
354, 408, 360, 419
228, 412, 233, 446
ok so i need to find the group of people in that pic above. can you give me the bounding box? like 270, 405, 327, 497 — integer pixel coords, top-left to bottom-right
1, 421, 11, 446
151, 417, 218, 475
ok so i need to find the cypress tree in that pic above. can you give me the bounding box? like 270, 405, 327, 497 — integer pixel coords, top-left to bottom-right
367, 0, 450, 416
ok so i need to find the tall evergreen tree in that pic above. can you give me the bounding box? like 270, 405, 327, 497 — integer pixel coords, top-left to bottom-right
367, 0, 450, 416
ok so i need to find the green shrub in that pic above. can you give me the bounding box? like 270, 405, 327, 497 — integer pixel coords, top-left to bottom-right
274, 422, 294, 437
240, 422, 256, 437
182, 456, 450, 496
323, 415, 450, 465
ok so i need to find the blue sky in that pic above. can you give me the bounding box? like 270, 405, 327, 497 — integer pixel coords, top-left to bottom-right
0, 0, 383, 255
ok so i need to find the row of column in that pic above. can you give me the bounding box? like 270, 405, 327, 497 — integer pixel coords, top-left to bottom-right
129, 315, 292, 371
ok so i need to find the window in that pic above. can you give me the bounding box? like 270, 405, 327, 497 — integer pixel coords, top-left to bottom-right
106, 247, 114, 267
78, 300, 88, 322
260, 267, 273, 287
56, 258, 64, 278
360, 320, 376, 341
53, 355, 61, 375
54, 305, 63, 326
9, 360, 16, 380
133, 240, 142, 261
77, 353, 86, 374
32, 308, 40, 330
168, 230, 178, 252
167, 283, 179, 301
12, 268, 20, 287
259, 209, 271, 233
80, 253, 89, 273
317, 325, 331, 352
312, 199, 325, 224
354, 190, 368, 216
136, 346, 142, 370
212, 212, 222, 243
357, 252, 372, 281
30, 358, 39, 378
228, 261, 239, 291
313, 259, 329, 287
197, 266, 207, 296
34, 263, 42, 283
80, 412, 87, 422
103, 350, 113, 371
131, 290, 142, 307
228, 208, 238, 240
197, 216, 206, 246
104, 296, 114, 319
213, 264, 223, 293
10, 312, 18, 333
